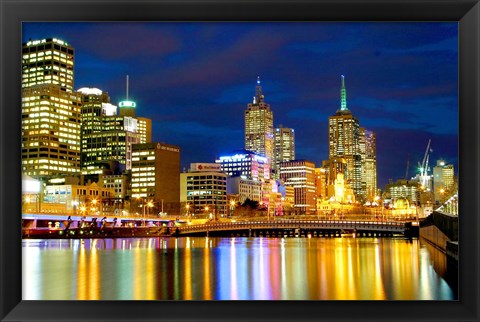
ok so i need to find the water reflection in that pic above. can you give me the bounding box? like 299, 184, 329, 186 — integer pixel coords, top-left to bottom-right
22, 237, 456, 300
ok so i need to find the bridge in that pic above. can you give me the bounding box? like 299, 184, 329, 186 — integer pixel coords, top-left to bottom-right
21, 213, 419, 238
175, 219, 418, 238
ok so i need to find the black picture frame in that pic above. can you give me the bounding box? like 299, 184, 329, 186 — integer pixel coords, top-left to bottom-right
1, 0, 479, 321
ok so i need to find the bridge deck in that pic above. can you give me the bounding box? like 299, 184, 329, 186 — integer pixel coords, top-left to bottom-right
178, 220, 407, 234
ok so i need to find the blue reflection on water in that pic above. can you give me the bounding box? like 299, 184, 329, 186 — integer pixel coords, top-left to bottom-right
22, 237, 456, 300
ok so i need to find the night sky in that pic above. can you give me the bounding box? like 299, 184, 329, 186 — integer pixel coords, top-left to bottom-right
23, 22, 458, 189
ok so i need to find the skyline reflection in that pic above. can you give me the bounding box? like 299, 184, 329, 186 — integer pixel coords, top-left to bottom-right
22, 237, 456, 300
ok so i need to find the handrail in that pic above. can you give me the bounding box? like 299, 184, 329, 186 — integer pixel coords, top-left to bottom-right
178, 219, 407, 233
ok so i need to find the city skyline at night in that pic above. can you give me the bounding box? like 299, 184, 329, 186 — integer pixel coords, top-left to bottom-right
22, 22, 459, 188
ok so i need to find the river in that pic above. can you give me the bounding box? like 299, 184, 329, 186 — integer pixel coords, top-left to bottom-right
22, 237, 457, 300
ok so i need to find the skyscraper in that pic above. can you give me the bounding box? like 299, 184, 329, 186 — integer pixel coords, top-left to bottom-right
273, 125, 295, 178
244, 77, 274, 164
22, 38, 81, 180
328, 75, 363, 200
22, 38, 74, 92
78, 87, 140, 174
363, 128, 377, 200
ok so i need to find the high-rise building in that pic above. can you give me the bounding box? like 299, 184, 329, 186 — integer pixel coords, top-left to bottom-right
362, 128, 377, 200
279, 160, 316, 214
131, 142, 180, 215
244, 77, 274, 164
433, 160, 455, 203
328, 75, 363, 200
78, 88, 141, 174
273, 125, 295, 178
216, 149, 270, 182
22, 38, 75, 92
180, 163, 227, 217
137, 117, 152, 144
22, 38, 81, 180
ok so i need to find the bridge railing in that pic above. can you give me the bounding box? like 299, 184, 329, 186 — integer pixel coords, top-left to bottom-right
177, 220, 406, 233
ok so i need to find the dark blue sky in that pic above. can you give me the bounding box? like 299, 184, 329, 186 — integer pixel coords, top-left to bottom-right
23, 22, 458, 189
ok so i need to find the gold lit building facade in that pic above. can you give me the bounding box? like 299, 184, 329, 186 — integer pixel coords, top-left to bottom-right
279, 160, 317, 214
328, 75, 363, 200
22, 86, 82, 179
22, 38, 74, 92
245, 77, 274, 165
273, 125, 295, 178
137, 117, 152, 144
362, 128, 377, 200
22, 38, 81, 180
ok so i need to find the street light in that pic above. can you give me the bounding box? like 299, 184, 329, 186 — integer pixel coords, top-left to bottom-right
230, 200, 235, 217
91, 199, 98, 215
186, 204, 190, 216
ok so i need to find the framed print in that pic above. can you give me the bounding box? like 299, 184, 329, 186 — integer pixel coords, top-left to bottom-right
1, 0, 479, 321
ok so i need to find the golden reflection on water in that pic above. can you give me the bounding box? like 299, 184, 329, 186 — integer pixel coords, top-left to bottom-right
22, 237, 456, 300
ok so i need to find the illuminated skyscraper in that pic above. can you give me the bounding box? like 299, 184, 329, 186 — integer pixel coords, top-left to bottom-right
328, 75, 363, 200
22, 38, 81, 180
273, 125, 295, 178
22, 38, 74, 92
362, 128, 377, 200
78, 87, 140, 174
245, 77, 274, 164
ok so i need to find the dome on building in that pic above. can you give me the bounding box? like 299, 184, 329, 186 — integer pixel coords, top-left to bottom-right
394, 197, 410, 209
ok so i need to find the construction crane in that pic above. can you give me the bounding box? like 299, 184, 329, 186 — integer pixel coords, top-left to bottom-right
418, 139, 432, 188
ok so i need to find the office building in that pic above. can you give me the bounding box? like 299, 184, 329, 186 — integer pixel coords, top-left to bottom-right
227, 176, 262, 204
279, 160, 316, 214
131, 142, 180, 215
273, 125, 295, 178
22, 38, 74, 92
433, 160, 455, 203
78, 87, 141, 173
244, 76, 274, 164
180, 163, 227, 217
362, 128, 377, 200
22, 38, 82, 180
216, 149, 271, 182
137, 117, 152, 143
328, 75, 363, 200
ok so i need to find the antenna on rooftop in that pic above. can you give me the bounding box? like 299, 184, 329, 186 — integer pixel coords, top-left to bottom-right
126, 75, 129, 100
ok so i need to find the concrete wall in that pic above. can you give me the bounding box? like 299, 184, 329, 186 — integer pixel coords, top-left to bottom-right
420, 225, 450, 252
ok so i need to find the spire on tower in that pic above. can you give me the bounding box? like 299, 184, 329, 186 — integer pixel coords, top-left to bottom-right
340, 75, 348, 111
126, 75, 129, 100
254, 76, 264, 103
